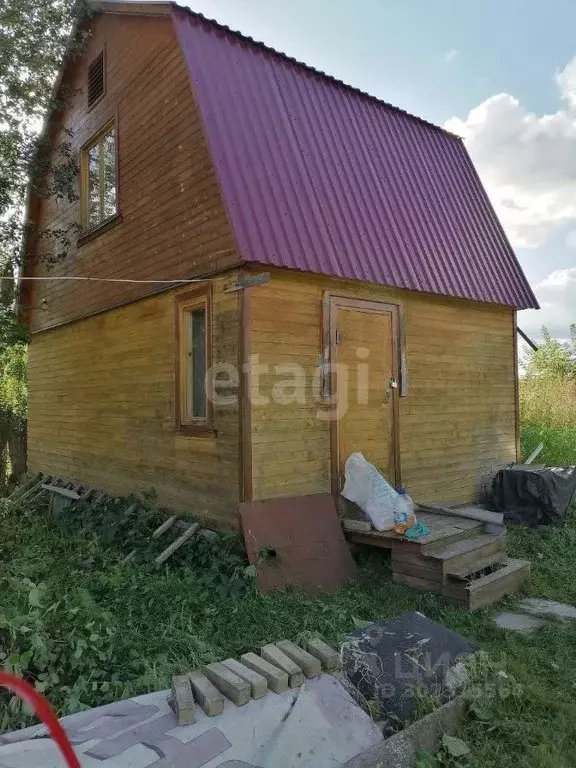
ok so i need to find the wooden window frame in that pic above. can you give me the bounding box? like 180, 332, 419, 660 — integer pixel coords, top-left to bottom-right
175, 285, 215, 436
79, 117, 119, 238
87, 48, 106, 111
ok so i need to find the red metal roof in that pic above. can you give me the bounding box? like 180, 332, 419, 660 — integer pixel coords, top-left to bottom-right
173, 6, 538, 310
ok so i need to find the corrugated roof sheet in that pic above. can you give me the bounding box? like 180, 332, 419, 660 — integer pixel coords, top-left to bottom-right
173, 6, 538, 310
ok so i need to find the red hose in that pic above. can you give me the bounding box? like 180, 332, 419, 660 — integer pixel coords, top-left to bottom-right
0, 671, 80, 768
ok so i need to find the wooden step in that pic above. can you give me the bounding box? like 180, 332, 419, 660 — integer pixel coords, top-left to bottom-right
418, 520, 485, 553
444, 558, 530, 610
425, 533, 507, 574
391, 553, 444, 586
446, 551, 508, 582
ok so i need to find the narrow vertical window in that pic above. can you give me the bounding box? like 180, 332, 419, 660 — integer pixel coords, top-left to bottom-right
177, 288, 213, 431
188, 306, 207, 419
81, 121, 118, 232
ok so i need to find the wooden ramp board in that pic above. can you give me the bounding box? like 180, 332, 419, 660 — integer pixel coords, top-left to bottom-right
240, 493, 357, 596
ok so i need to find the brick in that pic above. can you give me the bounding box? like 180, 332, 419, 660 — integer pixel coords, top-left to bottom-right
204, 662, 251, 706
275, 640, 322, 678
261, 644, 304, 688
170, 674, 196, 725
220, 658, 268, 699
189, 671, 225, 716
306, 638, 340, 671
240, 652, 289, 694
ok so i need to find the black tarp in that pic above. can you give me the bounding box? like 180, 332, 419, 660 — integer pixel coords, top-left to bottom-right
492, 465, 576, 526
341, 613, 474, 733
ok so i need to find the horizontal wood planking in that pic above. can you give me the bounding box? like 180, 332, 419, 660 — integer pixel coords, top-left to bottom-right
26, 14, 240, 333
249, 268, 517, 503
28, 279, 242, 530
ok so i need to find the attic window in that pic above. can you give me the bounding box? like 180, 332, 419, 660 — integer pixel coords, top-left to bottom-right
80, 120, 117, 232
88, 51, 104, 108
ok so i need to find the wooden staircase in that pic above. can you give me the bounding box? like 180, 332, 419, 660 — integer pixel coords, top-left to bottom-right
344, 508, 530, 610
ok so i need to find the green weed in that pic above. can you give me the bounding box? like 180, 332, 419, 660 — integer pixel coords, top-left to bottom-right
1, 473, 576, 766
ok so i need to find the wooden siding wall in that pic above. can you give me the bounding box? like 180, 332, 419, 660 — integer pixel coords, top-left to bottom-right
28, 278, 241, 530
249, 269, 517, 504
26, 12, 239, 333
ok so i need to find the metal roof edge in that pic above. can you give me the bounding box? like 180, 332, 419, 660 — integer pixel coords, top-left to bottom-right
171, 2, 463, 141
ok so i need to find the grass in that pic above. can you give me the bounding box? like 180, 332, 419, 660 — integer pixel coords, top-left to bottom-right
1, 377, 576, 764
520, 377, 576, 465
2, 494, 576, 766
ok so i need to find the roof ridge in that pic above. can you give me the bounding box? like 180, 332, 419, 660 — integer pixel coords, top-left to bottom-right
169, 1, 461, 141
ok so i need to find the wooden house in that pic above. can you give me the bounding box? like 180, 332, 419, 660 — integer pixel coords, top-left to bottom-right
24, 1, 538, 534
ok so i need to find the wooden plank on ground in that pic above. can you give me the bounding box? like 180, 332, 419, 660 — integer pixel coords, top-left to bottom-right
155, 522, 198, 564
152, 515, 178, 539
18, 476, 50, 503
8, 473, 42, 500
41, 484, 81, 500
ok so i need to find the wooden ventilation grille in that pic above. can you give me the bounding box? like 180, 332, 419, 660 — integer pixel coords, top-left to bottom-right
87, 52, 104, 108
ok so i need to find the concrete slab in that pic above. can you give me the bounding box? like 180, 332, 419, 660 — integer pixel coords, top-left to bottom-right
343, 693, 467, 768
495, 612, 546, 633
519, 597, 576, 621
0, 677, 383, 768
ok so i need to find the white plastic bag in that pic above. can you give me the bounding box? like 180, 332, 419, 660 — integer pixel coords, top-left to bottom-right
341, 452, 398, 531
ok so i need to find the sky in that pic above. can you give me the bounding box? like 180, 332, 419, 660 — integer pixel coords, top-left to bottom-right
180, 0, 576, 341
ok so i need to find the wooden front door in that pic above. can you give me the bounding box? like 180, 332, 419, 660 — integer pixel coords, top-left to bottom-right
330, 297, 399, 493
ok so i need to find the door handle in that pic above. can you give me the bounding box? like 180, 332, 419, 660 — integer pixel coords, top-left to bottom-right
384, 377, 397, 405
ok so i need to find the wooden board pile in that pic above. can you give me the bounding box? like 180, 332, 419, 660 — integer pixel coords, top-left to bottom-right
7, 472, 199, 565
169, 639, 340, 725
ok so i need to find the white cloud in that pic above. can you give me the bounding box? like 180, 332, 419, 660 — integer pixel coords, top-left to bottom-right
556, 57, 576, 109
518, 268, 576, 341
566, 230, 576, 249
445, 56, 576, 248
444, 49, 458, 64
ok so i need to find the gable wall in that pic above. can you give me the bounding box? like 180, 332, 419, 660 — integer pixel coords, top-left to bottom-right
26, 12, 239, 333
248, 268, 518, 504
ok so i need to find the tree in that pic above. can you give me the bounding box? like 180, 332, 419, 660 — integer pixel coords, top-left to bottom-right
0, 0, 93, 485
523, 325, 576, 380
